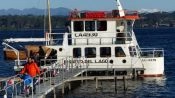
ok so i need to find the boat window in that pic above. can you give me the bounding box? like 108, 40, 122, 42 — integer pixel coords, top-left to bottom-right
73, 48, 81, 58
115, 47, 126, 57
85, 21, 95, 31
100, 47, 111, 57
129, 46, 137, 57
85, 47, 96, 58
97, 21, 107, 31
73, 21, 84, 32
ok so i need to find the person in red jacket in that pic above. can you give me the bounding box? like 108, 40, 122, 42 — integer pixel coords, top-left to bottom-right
20, 57, 40, 77
20, 57, 40, 94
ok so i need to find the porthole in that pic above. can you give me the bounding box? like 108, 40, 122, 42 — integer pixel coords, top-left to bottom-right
122, 59, 126, 63
59, 48, 62, 52
109, 60, 113, 64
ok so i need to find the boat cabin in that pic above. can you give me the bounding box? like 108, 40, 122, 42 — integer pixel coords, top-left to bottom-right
67, 10, 139, 45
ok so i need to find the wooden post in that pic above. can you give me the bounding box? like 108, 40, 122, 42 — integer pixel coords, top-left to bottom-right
81, 72, 83, 84
100, 81, 103, 88
53, 87, 56, 98
95, 77, 98, 91
68, 82, 71, 90
114, 76, 117, 92
123, 76, 127, 91
85, 69, 88, 86
132, 68, 137, 79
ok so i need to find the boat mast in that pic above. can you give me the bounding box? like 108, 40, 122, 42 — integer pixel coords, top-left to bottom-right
47, 0, 52, 33
116, 0, 125, 17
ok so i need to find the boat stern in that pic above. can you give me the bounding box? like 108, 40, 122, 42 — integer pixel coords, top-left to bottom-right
140, 48, 164, 77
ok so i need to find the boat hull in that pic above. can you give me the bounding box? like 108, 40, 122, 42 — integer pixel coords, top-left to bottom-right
47, 45, 164, 77
141, 57, 164, 77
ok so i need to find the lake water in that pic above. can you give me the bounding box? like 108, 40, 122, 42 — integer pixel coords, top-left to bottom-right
0, 28, 175, 98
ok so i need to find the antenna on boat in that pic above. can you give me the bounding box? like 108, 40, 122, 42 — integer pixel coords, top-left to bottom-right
47, 0, 52, 33
116, 0, 125, 17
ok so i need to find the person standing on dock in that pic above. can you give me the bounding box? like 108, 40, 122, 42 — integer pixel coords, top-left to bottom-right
20, 57, 40, 94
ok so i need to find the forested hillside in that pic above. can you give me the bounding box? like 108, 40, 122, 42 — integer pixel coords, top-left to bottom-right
135, 11, 175, 28
0, 15, 68, 30
0, 11, 175, 30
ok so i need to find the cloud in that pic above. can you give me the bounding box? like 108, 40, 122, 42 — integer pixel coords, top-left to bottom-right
138, 8, 162, 13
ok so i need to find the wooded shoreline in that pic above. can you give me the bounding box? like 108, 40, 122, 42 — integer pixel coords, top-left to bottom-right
0, 11, 175, 30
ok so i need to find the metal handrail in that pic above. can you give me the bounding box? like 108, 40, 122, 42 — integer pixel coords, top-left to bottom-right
2, 42, 20, 66
130, 48, 164, 58
69, 10, 139, 19
45, 32, 133, 46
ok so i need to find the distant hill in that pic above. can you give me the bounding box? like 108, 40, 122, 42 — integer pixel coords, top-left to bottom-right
0, 7, 71, 16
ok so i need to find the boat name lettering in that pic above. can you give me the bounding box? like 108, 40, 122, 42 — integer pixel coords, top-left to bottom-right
142, 59, 156, 62
75, 33, 98, 37
95, 59, 108, 63
64, 59, 108, 63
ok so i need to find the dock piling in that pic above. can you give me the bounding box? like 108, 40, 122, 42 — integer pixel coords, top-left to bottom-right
132, 68, 137, 79
123, 76, 127, 91
114, 76, 117, 92
53, 87, 56, 98
95, 77, 98, 91
81, 72, 83, 84
68, 82, 71, 90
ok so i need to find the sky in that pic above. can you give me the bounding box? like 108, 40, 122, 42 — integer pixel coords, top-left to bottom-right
0, 0, 174, 11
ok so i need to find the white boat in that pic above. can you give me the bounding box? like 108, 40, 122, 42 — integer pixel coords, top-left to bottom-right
2, 0, 164, 77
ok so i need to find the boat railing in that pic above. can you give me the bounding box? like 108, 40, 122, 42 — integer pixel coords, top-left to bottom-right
139, 48, 164, 58
45, 33, 133, 46
13, 60, 27, 71
14, 60, 27, 65
13, 57, 58, 71
69, 10, 139, 19
0, 56, 89, 98
2, 42, 21, 66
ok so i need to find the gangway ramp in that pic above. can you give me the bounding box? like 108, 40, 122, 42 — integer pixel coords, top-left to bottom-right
0, 58, 88, 98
